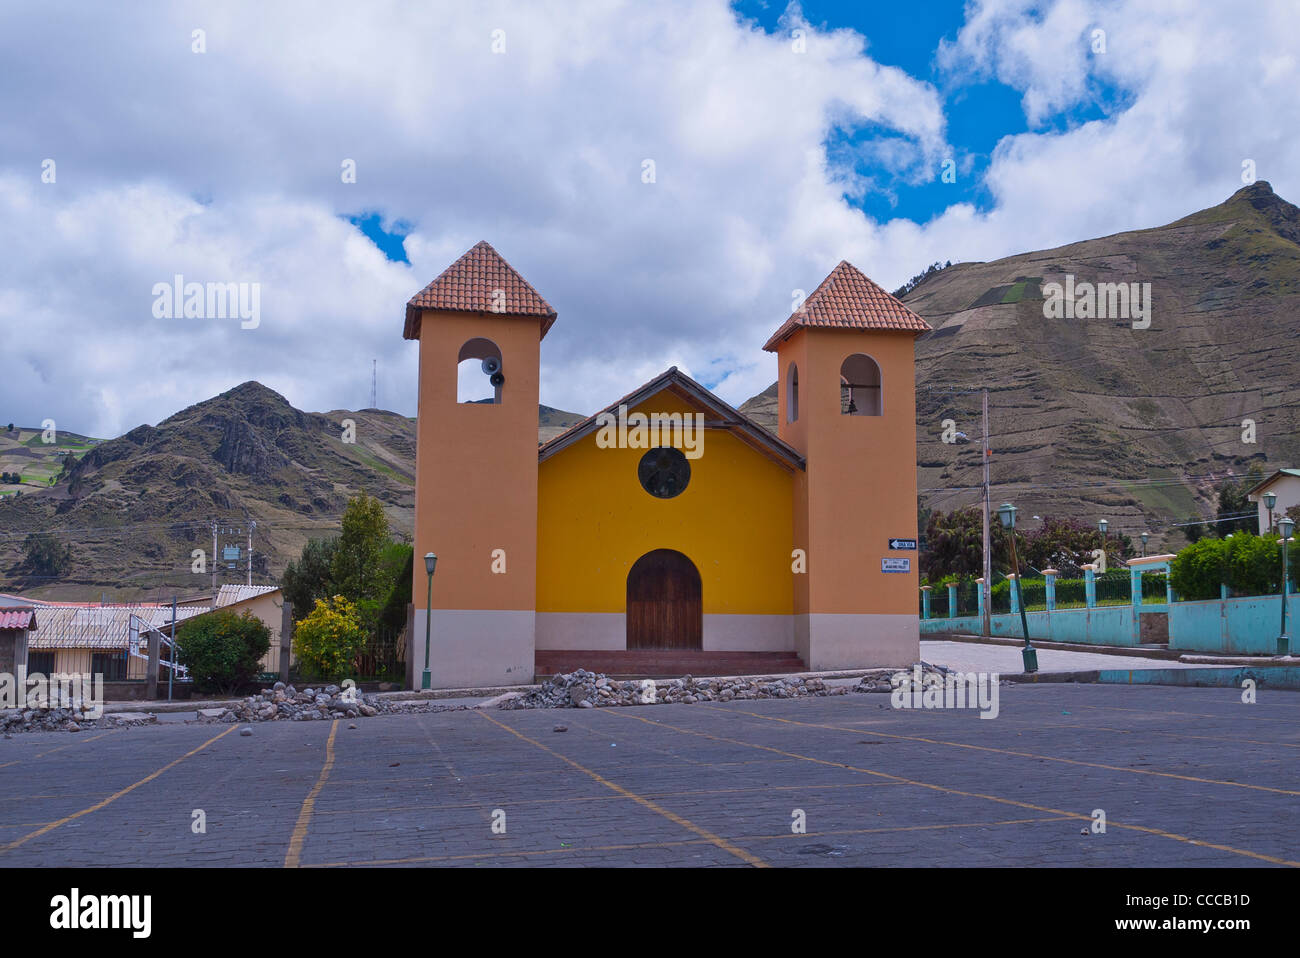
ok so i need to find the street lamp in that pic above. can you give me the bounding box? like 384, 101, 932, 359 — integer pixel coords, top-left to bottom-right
422, 552, 437, 690
1264, 491, 1277, 534
998, 502, 1037, 673
1140, 532, 1149, 557
1098, 518, 1108, 569
1279, 518, 1294, 656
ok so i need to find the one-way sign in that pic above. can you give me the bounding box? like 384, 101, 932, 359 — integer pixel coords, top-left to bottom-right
888, 538, 917, 550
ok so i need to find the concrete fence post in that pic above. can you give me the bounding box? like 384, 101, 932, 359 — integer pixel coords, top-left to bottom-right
1043, 569, 1058, 612
1084, 565, 1097, 609
947, 583, 958, 619
1131, 565, 1143, 608
1008, 573, 1020, 615
975, 577, 986, 621
921, 586, 932, 620
279, 600, 293, 683
146, 628, 160, 700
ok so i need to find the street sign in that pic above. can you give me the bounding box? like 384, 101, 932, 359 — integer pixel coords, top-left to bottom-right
881, 557, 911, 573
888, 538, 917, 550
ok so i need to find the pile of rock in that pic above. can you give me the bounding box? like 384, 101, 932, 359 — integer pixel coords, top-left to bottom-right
203, 682, 470, 724
501, 670, 851, 710
1, 707, 98, 734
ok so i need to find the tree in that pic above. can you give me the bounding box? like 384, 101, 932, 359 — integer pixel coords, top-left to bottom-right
175, 609, 271, 694
921, 506, 1019, 581
1214, 475, 1257, 536
1024, 516, 1133, 576
22, 532, 73, 577
282, 536, 338, 618
293, 595, 367, 679
330, 492, 390, 602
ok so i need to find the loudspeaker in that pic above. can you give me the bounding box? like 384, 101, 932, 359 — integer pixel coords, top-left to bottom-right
481, 356, 501, 376
490, 371, 505, 387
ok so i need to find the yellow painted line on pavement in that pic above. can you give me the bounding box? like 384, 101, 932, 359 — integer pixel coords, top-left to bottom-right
476, 710, 767, 867
0, 730, 119, 769
607, 709, 1300, 868
284, 719, 339, 868
0, 725, 236, 853
716, 705, 1300, 798
310, 815, 1071, 867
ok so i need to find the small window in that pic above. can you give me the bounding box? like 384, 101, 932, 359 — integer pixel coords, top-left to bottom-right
27, 651, 55, 675
457, 337, 504, 404
840, 353, 882, 416
92, 652, 128, 681
786, 362, 799, 423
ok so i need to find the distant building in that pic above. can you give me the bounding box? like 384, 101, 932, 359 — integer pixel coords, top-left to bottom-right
0, 585, 287, 681
1245, 469, 1300, 533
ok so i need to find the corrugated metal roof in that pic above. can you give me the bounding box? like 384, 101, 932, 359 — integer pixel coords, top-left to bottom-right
27, 604, 210, 650
214, 585, 280, 608
0, 608, 36, 630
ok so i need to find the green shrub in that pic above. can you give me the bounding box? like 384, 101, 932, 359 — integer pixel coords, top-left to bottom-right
175, 610, 271, 694
293, 595, 367, 680
1170, 532, 1298, 600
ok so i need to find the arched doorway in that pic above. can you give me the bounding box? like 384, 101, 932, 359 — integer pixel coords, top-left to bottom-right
626, 549, 702, 650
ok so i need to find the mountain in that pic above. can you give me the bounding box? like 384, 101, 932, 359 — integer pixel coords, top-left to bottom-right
0, 383, 581, 600
741, 182, 1300, 551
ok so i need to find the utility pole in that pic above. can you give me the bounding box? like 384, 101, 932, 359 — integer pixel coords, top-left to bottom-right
247, 519, 255, 586
981, 388, 992, 638
211, 520, 218, 593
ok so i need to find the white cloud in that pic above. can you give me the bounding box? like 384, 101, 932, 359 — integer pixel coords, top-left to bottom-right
0, 0, 1298, 437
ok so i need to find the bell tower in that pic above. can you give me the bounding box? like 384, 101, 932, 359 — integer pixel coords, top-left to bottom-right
404, 241, 556, 688
763, 261, 930, 669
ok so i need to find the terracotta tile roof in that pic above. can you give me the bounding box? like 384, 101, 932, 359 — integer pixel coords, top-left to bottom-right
762, 260, 931, 350
404, 241, 557, 340
0, 607, 36, 630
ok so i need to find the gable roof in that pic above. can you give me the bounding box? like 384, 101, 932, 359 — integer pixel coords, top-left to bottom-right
763, 260, 931, 350
404, 241, 557, 340
215, 584, 280, 608
538, 367, 805, 471
1246, 468, 1300, 498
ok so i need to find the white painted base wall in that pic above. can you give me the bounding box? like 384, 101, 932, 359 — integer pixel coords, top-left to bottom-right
412, 609, 535, 689
536, 612, 795, 652
798, 612, 917, 670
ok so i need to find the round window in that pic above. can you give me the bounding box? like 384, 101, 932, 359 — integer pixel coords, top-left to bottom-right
637, 447, 690, 499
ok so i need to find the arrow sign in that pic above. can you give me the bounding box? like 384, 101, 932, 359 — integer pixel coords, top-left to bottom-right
888, 538, 917, 550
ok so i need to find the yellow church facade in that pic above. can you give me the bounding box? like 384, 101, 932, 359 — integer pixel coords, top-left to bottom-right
404, 241, 929, 689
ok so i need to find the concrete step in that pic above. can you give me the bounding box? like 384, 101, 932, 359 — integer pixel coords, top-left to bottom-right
535, 649, 807, 679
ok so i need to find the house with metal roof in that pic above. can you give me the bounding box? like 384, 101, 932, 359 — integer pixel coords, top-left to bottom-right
1246, 468, 1300, 533
403, 242, 929, 688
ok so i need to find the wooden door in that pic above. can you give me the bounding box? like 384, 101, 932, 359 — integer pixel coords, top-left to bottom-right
626, 549, 702, 649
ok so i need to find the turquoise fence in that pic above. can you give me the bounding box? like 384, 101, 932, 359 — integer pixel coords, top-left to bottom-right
919, 557, 1300, 655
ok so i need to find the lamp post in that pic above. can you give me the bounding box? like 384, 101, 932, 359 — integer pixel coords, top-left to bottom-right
998, 502, 1036, 673
1264, 491, 1277, 534
1140, 532, 1149, 558
1098, 518, 1108, 570
421, 552, 437, 690
1279, 518, 1294, 656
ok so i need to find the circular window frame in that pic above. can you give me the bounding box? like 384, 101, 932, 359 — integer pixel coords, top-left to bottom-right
637, 447, 691, 499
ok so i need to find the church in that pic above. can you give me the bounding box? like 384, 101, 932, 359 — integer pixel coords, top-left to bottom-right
403, 241, 929, 689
